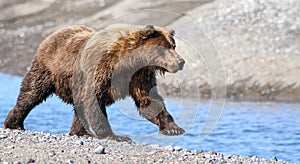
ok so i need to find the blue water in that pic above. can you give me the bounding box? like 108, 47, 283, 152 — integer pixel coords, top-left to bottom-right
0, 72, 299, 162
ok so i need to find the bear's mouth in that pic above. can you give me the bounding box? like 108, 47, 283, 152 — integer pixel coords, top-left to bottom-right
146, 66, 167, 75
156, 65, 179, 74
158, 67, 168, 75
164, 65, 181, 74
147, 65, 181, 75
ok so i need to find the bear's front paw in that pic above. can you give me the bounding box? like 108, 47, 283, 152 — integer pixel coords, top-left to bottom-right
160, 123, 185, 136
106, 135, 132, 142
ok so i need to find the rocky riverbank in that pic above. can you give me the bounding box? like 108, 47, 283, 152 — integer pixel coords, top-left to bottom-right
0, 128, 294, 163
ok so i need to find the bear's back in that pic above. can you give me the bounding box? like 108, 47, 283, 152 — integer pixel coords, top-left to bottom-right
36, 26, 94, 76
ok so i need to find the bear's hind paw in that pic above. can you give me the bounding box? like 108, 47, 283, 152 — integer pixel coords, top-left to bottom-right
106, 135, 132, 142
4, 120, 25, 130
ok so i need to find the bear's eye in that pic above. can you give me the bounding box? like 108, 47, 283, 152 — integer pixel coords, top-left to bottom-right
148, 31, 160, 38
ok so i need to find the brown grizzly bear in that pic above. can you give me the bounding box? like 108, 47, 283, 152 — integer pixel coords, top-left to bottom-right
4, 24, 185, 141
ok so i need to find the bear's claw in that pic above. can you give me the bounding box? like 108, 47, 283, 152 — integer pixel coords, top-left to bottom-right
160, 124, 185, 136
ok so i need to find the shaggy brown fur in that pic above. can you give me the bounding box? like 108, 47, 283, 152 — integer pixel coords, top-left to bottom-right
4, 24, 185, 141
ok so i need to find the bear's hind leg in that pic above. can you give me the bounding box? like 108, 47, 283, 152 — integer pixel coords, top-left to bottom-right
69, 110, 89, 136
4, 61, 54, 130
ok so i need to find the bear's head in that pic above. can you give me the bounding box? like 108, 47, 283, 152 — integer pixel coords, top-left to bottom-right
137, 25, 185, 73
92, 24, 185, 76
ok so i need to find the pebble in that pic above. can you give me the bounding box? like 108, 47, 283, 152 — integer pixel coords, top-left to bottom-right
197, 150, 204, 154
148, 150, 157, 155
192, 149, 204, 155
251, 155, 258, 161
65, 160, 74, 164
27, 158, 35, 163
48, 150, 56, 157
204, 153, 211, 159
7, 145, 15, 149
150, 144, 160, 149
272, 156, 278, 161
77, 140, 84, 145
174, 146, 182, 151
71, 150, 77, 154
164, 145, 174, 151
0, 135, 8, 139
94, 145, 105, 154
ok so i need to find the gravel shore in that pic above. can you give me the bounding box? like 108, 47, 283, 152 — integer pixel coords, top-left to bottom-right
0, 128, 294, 164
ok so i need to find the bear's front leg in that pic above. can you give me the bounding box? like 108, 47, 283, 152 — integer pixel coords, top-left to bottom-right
132, 91, 185, 135
141, 98, 185, 135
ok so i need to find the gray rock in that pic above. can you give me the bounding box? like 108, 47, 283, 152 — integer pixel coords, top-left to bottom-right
193, 149, 203, 154
65, 160, 74, 164
251, 156, 258, 161
174, 146, 182, 151
150, 144, 160, 149
13, 162, 22, 164
48, 150, 56, 157
0, 135, 7, 139
27, 158, 35, 163
94, 145, 105, 154
148, 150, 157, 155
164, 145, 174, 151
70, 150, 77, 154
76, 140, 84, 145
272, 156, 278, 161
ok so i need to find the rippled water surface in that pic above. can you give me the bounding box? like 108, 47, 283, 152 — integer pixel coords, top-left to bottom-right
0, 73, 299, 162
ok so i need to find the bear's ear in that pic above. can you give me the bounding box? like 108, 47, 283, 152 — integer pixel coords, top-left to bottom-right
169, 29, 175, 36
141, 25, 155, 39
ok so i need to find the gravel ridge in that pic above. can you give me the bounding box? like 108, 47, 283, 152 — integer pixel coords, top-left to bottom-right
0, 128, 295, 164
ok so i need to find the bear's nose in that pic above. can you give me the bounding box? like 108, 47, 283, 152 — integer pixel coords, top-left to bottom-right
177, 59, 185, 70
